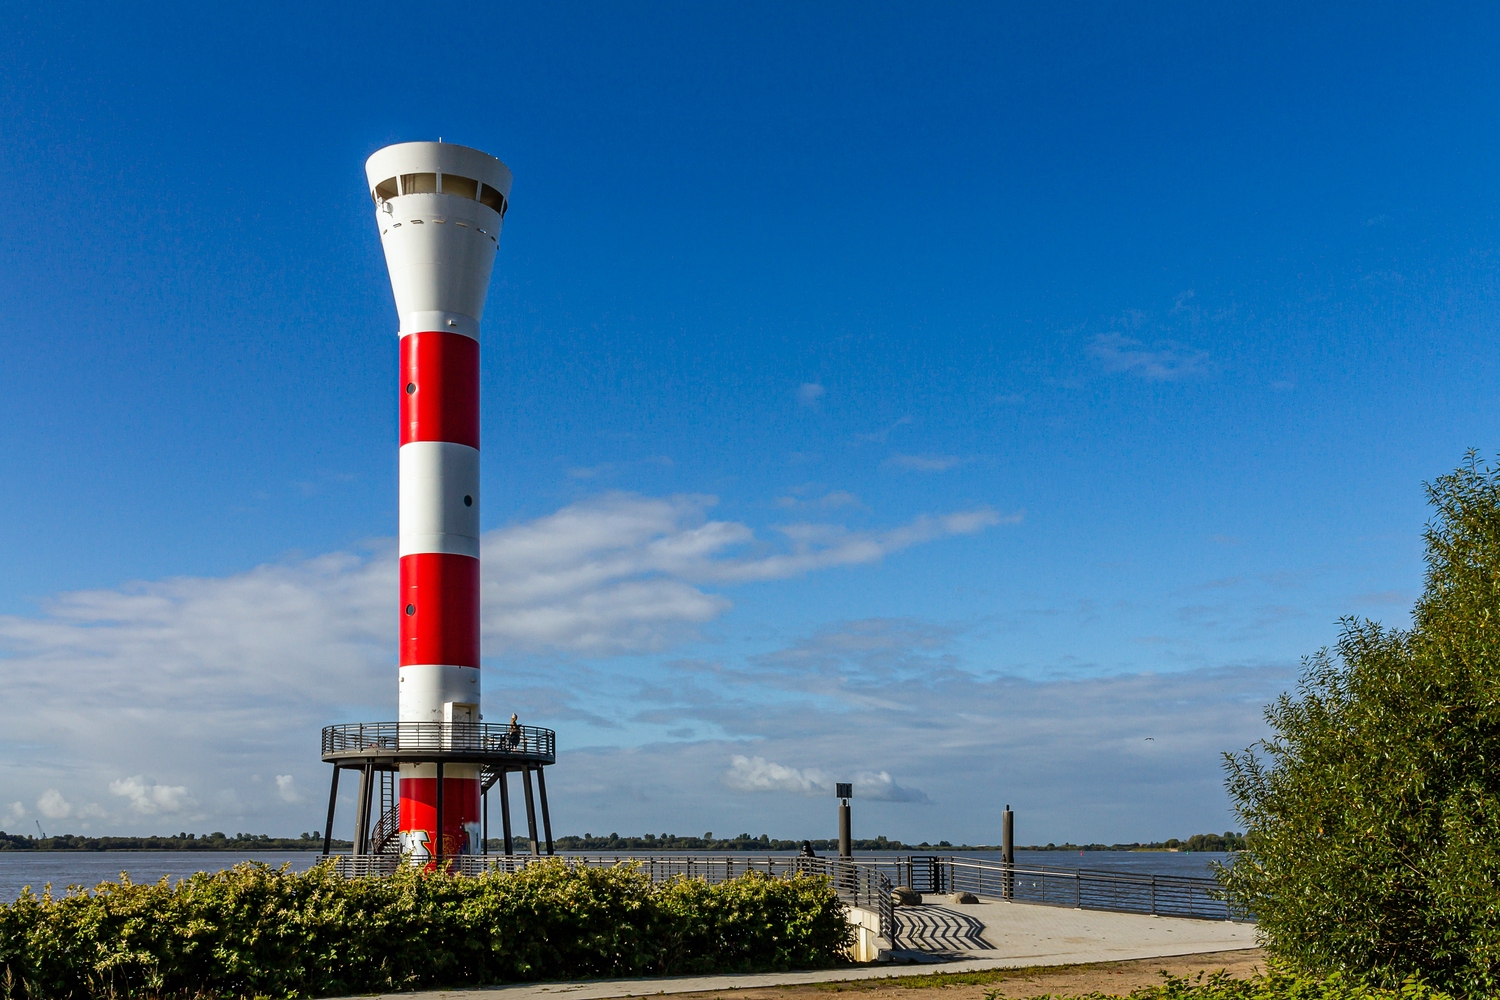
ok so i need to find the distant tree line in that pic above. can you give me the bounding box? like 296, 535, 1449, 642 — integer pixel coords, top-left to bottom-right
0, 827, 1245, 853
547, 831, 1246, 852
0, 831, 348, 851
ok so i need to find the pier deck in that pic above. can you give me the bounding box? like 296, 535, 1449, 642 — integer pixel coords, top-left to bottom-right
336, 896, 1257, 1000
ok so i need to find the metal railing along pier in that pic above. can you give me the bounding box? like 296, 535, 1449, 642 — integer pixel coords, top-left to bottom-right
870, 854, 1246, 922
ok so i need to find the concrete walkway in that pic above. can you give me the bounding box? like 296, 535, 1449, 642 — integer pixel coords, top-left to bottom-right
346, 900, 1258, 1000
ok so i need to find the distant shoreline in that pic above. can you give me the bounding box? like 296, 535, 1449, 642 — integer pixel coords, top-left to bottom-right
1, 831, 1243, 854
0, 845, 1233, 854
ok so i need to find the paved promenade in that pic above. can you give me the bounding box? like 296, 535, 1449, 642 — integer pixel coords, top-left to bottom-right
351, 899, 1257, 1000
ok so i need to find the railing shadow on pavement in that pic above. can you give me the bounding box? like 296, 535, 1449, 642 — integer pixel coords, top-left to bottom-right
893, 906, 993, 954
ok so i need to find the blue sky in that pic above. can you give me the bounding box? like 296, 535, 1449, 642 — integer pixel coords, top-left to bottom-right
2, 2, 1499, 843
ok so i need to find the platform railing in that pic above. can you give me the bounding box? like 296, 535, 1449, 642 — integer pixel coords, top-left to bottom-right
860, 855, 1248, 922
329, 853, 897, 947
320, 722, 556, 763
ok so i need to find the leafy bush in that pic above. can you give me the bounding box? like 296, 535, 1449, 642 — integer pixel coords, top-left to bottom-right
1019, 970, 1453, 1000
0, 858, 851, 999
1221, 454, 1500, 996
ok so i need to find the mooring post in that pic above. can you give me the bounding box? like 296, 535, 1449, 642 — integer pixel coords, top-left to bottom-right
322, 766, 341, 857
836, 782, 852, 858
498, 768, 514, 856
1002, 804, 1014, 900
522, 766, 540, 856
536, 766, 554, 855
435, 760, 445, 869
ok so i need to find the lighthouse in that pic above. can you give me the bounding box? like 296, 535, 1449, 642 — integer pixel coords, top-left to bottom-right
365, 141, 510, 860
319, 141, 550, 870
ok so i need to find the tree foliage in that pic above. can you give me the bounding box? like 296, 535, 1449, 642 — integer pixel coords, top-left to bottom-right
0, 858, 851, 999
1221, 453, 1500, 996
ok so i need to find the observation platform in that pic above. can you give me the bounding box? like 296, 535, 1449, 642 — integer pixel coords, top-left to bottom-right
321, 721, 556, 767
318, 721, 559, 859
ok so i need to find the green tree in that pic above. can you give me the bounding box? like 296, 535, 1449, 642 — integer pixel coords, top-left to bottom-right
1222, 453, 1500, 996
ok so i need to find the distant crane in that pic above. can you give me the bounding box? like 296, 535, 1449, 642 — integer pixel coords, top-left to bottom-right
35, 820, 46, 839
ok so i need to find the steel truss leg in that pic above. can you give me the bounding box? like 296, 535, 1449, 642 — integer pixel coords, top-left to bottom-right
522, 766, 540, 856
499, 769, 514, 856
536, 766, 554, 855
322, 766, 341, 857
354, 763, 373, 856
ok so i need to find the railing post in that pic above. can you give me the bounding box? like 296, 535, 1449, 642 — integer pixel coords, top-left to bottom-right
1151, 875, 1157, 916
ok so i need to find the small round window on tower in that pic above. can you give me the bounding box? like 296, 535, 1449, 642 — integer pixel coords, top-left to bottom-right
405, 604, 415, 616
464, 495, 473, 507
405, 382, 415, 394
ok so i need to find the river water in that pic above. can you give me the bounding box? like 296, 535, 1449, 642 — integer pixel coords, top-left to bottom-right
0, 849, 1231, 904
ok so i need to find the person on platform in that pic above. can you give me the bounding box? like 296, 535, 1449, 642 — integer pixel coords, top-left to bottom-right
507, 713, 522, 750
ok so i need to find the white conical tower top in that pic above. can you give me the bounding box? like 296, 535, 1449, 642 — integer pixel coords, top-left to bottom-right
365, 141, 513, 339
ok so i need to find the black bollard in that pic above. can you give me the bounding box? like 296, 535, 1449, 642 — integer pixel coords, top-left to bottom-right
1002, 804, 1014, 899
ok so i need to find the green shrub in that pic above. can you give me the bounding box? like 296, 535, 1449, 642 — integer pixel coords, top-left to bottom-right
1221, 453, 1500, 996
1021, 970, 1454, 999
0, 858, 851, 999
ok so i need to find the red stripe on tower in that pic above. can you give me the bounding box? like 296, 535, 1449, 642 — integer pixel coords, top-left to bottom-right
399, 551, 480, 667
400, 332, 480, 448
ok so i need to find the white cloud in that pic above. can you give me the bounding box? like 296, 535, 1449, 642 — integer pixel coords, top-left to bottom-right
275, 775, 302, 803
722, 756, 929, 804
724, 755, 831, 794
884, 453, 964, 472
1089, 333, 1209, 382
3, 802, 24, 826
852, 771, 930, 803
36, 788, 72, 820
109, 777, 193, 816
797, 383, 825, 407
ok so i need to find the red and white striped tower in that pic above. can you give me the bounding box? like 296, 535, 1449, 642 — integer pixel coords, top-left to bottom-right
365, 142, 511, 862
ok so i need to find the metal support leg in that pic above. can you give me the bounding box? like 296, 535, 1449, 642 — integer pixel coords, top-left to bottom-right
435, 761, 445, 869
499, 769, 514, 856
353, 763, 373, 856
482, 787, 489, 855
536, 766, 554, 855
322, 766, 341, 857
522, 766, 540, 856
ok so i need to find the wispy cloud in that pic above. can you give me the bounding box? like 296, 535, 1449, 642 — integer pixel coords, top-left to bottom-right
0, 494, 1009, 833
884, 453, 965, 472
797, 383, 825, 407
775, 490, 865, 511
1089, 333, 1210, 382
855, 416, 913, 444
